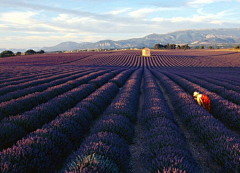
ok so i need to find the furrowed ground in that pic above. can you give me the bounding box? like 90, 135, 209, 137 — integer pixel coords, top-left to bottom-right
0, 49, 240, 173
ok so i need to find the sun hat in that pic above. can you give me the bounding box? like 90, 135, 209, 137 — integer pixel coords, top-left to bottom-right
193, 91, 199, 97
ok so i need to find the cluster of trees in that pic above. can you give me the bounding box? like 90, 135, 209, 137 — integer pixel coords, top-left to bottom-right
0, 50, 15, 58
234, 45, 240, 49
154, 44, 190, 50
154, 44, 220, 50
0, 49, 45, 58
25, 49, 45, 55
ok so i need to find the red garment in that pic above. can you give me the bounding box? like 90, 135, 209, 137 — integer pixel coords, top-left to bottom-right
201, 94, 211, 112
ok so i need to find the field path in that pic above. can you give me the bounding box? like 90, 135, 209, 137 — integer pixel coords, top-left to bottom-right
129, 74, 146, 173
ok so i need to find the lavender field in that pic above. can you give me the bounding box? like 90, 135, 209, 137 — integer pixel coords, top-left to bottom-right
0, 50, 240, 173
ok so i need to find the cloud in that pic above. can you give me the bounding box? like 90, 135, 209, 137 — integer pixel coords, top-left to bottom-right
210, 21, 223, 25
0, 32, 107, 49
128, 8, 156, 18
151, 18, 165, 22
128, 7, 181, 18
0, 0, 104, 19
0, 10, 144, 37
1, 0, 240, 48
187, 0, 240, 7
0, 24, 8, 28
1, 34, 78, 42
0, 11, 37, 25
109, 8, 131, 15
151, 7, 238, 25
170, 16, 207, 23
188, 0, 217, 6
52, 14, 93, 25
0, 0, 181, 33
151, 16, 208, 23
0, 11, 79, 34
0, 0, 153, 28
82, 35, 105, 42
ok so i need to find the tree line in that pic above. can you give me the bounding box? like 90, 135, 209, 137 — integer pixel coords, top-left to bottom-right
154, 44, 190, 50
0, 49, 45, 58
234, 45, 240, 49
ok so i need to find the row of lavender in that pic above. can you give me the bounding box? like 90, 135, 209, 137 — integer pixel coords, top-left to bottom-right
141, 69, 199, 172
179, 68, 240, 85
0, 52, 100, 66
0, 51, 239, 172
0, 68, 136, 172
0, 69, 110, 119
75, 54, 143, 68
173, 71, 240, 105
163, 72, 240, 134
143, 56, 201, 68
152, 70, 240, 172
0, 68, 94, 102
0, 66, 75, 87
73, 54, 199, 68
61, 69, 142, 172
2, 51, 240, 68
70, 52, 239, 68
2, 50, 240, 68
185, 71, 240, 92
163, 68, 240, 92
0, 66, 58, 80
194, 73, 240, 89
0, 68, 125, 150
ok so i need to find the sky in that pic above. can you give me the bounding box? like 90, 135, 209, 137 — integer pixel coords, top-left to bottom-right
0, 0, 240, 49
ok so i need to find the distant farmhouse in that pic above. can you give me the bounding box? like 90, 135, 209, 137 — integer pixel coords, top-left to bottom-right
142, 48, 151, 56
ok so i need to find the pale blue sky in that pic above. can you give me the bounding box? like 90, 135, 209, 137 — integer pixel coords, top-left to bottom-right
1, 0, 240, 48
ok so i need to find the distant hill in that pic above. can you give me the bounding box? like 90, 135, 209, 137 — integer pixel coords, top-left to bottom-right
42, 41, 92, 52
40, 28, 240, 52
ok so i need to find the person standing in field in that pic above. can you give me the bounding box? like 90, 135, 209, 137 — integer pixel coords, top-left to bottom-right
193, 91, 211, 112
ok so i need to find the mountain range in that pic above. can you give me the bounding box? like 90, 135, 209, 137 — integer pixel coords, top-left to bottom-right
43, 28, 240, 52
2, 28, 240, 53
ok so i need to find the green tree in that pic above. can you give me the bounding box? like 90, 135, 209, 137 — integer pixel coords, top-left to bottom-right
195, 46, 199, 49
154, 44, 160, 49
209, 46, 214, 49
199, 45, 204, 49
154, 44, 165, 49
0, 50, 14, 58
37, 50, 45, 54
25, 49, 36, 55
180, 44, 190, 49
167, 44, 176, 49
16, 52, 22, 56
234, 45, 240, 49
